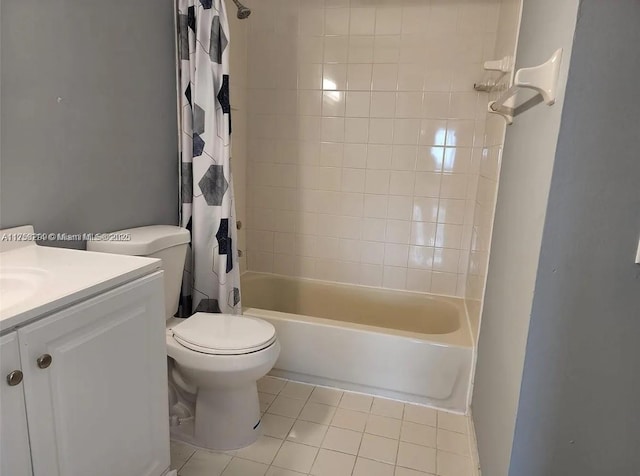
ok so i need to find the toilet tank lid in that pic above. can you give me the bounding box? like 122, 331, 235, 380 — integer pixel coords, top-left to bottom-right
87, 225, 190, 256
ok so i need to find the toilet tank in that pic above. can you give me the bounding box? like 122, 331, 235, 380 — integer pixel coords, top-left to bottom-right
87, 225, 190, 319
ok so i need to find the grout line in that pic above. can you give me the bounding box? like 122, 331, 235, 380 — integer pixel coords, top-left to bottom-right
174, 376, 474, 475
176, 447, 196, 473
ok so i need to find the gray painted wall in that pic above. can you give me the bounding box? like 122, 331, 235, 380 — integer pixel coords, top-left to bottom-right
0, 0, 179, 246
509, 2, 640, 474
472, 0, 579, 474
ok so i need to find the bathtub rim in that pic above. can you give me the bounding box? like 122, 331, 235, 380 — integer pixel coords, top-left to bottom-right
241, 271, 473, 349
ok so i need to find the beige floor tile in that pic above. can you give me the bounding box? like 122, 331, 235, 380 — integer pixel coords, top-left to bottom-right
404, 404, 437, 427
265, 467, 306, 476
280, 381, 315, 400
268, 395, 306, 419
309, 386, 343, 406
339, 392, 374, 412
366, 414, 402, 439
397, 442, 436, 474
299, 401, 337, 425
436, 450, 473, 476
170, 441, 196, 470
353, 457, 395, 476
174, 379, 478, 476
287, 420, 329, 447
178, 450, 232, 476
436, 429, 469, 456
437, 412, 468, 435
394, 467, 434, 476
258, 376, 287, 395
358, 433, 398, 465
371, 397, 405, 419
310, 448, 356, 476
261, 413, 296, 439
259, 392, 277, 412
221, 457, 269, 476
400, 421, 437, 448
331, 408, 368, 432
272, 441, 319, 473
321, 426, 363, 455
235, 435, 283, 464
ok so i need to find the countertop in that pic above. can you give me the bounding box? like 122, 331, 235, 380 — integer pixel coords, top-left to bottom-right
0, 226, 162, 333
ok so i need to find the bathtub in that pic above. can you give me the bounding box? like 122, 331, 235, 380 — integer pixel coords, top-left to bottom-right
241, 272, 473, 413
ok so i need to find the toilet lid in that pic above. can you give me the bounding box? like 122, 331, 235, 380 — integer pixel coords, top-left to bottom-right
171, 313, 277, 355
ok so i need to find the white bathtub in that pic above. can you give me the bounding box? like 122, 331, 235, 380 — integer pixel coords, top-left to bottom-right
241, 272, 473, 412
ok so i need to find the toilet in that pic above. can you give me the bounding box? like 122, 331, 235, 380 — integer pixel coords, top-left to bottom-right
87, 225, 280, 450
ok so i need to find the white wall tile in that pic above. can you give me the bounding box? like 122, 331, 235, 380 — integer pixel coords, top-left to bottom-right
349, 8, 376, 35
345, 118, 370, 143
373, 36, 400, 63
245, 0, 505, 297
385, 220, 411, 244
323, 64, 348, 90
383, 243, 409, 267
393, 119, 421, 145
397, 64, 425, 91
322, 91, 346, 117
375, 8, 402, 35
367, 144, 392, 169
299, 63, 323, 90
387, 195, 413, 220
414, 172, 441, 198
368, 118, 394, 144
370, 92, 397, 118
324, 36, 349, 63
345, 91, 371, 117
412, 197, 439, 223
320, 142, 344, 167
389, 171, 415, 196
416, 146, 444, 172
343, 144, 368, 168
325, 8, 350, 36
406, 269, 432, 293
359, 263, 384, 286
341, 168, 366, 193
347, 65, 373, 91
321, 117, 346, 142
372, 64, 399, 91
348, 36, 374, 63
382, 266, 407, 290
395, 93, 423, 118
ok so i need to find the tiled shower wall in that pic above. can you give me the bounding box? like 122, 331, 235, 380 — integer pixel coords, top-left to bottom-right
243, 0, 506, 297
465, 0, 521, 337
226, 0, 249, 273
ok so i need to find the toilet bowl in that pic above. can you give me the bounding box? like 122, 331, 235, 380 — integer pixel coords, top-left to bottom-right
166, 313, 280, 449
87, 225, 280, 450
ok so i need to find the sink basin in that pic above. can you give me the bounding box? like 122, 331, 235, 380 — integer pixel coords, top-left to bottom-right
0, 268, 51, 311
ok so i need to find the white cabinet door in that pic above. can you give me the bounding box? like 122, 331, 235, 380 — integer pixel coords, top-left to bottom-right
0, 331, 32, 476
19, 272, 169, 476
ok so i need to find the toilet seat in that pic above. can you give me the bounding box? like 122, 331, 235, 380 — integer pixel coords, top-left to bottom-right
171, 313, 277, 355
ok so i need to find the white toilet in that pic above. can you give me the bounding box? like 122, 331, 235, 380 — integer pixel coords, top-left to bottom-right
88, 225, 280, 450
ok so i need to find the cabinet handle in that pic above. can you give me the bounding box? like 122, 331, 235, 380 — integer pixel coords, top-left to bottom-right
6, 370, 23, 386
37, 354, 52, 369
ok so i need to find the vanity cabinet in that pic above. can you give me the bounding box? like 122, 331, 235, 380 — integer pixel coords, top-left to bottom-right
0, 332, 32, 476
0, 272, 170, 476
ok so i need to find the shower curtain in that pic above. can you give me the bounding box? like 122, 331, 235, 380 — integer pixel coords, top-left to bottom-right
177, 0, 241, 315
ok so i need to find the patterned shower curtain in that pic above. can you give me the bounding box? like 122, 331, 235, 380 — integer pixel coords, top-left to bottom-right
177, 0, 241, 315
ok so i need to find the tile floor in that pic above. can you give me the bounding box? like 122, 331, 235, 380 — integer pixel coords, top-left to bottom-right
171, 376, 477, 476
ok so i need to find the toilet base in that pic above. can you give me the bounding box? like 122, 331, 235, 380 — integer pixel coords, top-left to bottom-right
173, 382, 263, 451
